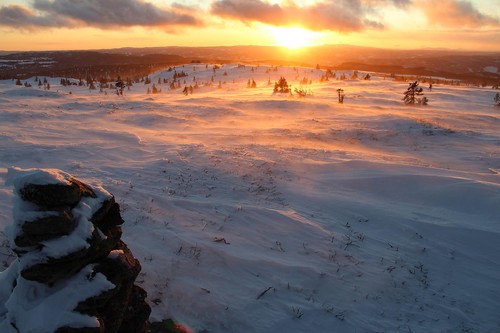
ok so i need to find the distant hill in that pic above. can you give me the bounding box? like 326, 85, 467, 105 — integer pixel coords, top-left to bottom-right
1, 45, 499, 85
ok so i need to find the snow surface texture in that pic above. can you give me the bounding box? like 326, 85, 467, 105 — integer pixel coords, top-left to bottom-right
0, 64, 499, 333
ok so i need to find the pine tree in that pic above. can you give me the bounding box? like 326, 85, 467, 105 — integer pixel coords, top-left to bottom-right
273, 77, 290, 94
403, 81, 427, 105
115, 81, 125, 95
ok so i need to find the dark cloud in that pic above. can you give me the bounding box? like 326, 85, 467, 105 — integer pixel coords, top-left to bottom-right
420, 0, 499, 28
0, 0, 202, 30
0, 4, 69, 28
211, 0, 384, 32
211, 0, 282, 24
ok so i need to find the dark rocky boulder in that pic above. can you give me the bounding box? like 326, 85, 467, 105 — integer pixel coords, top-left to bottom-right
91, 197, 124, 232
119, 285, 151, 333
19, 177, 96, 208
15, 208, 76, 247
55, 325, 104, 333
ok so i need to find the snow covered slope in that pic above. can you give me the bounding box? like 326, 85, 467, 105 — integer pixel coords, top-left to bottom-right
1, 64, 499, 332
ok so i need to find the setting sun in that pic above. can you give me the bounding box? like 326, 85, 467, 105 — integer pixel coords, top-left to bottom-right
270, 27, 323, 49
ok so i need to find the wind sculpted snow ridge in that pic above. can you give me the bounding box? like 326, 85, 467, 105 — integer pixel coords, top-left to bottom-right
1, 63, 499, 332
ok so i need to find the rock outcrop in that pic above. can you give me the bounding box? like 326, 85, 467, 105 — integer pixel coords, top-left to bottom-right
0, 167, 150, 333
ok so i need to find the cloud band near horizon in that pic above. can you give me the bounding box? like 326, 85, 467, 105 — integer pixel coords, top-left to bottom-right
0, 0, 498, 32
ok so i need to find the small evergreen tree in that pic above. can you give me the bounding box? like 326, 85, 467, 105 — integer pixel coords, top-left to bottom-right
273, 77, 290, 94
403, 81, 427, 105
495, 93, 500, 107
115, 81, 125, 95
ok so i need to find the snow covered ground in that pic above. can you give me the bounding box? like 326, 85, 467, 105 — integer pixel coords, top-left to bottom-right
0, 64, 499, 333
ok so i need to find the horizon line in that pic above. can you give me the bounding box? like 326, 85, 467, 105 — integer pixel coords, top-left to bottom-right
2, 43, 500, 54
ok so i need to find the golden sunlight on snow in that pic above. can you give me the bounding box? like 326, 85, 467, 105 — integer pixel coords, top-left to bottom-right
0, 63, 499, 333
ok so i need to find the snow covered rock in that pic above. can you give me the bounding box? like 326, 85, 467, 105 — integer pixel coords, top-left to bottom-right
0, 167, 150, 333
19, 176, 96, 208
15, 208, 77, 247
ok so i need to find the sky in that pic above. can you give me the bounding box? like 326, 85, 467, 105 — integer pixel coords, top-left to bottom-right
0, 0, 499, 52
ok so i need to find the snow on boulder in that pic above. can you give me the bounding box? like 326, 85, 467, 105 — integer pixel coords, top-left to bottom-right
0, 167, 150, 333
9, 167, 96, 208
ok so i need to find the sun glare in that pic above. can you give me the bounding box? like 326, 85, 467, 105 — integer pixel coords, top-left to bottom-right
270, 27, 322, 49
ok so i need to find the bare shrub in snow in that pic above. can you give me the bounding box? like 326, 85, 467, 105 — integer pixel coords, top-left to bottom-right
337, 88, 345, 103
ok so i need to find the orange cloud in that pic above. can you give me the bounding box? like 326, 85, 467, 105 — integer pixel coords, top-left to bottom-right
420, 0, 499, 28
0, 0, 203, 30
211, 0, 384, 32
